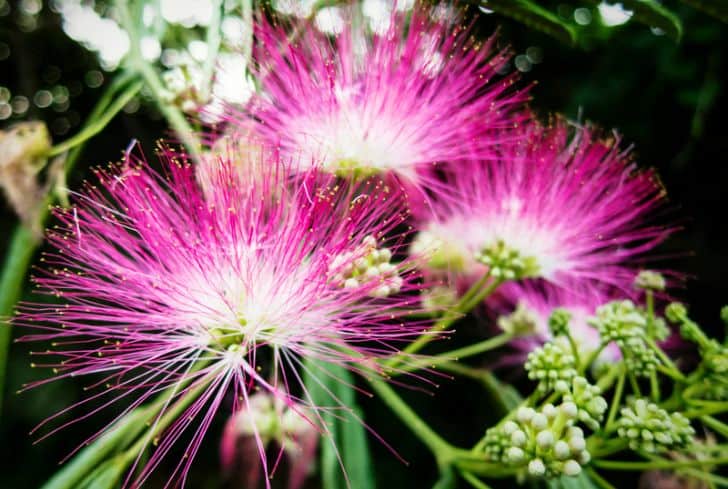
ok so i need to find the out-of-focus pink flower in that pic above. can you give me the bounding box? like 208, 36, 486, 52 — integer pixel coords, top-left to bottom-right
226, 4, 529, 193
490, 281, 623, 364
16, 144, 429, 487
411, 118, 673, 294
220, 393, 318, 489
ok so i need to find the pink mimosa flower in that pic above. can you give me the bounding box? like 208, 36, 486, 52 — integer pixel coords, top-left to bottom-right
227, 4, 529, 193
490, 281, 623, 364
15, 144, 428, 487
411, 118, 672, 293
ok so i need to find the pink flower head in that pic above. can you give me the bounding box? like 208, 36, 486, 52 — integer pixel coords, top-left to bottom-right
490, 281, 622, 363
15, 144, 428, 487
226, 4, 529, 193
411, 118, 673, 293
220, 392, 318, 489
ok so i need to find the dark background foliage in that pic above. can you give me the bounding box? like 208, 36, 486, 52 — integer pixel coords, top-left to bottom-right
1, 1, 726, 487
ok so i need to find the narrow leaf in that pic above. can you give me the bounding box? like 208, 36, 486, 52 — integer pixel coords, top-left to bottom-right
304, 358, 375, 489
621, 0, 683, 42
547, 471, 601, 489
40, 408, 149, 489
679, 0, 728, 23
482, 0, 578, 45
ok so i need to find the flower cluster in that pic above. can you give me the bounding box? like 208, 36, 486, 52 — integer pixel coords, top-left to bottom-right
13, 1, 691, 488
588, 300, 663, 376
329, 235, 403, 298
16, 147, 427, 486
616, 399, 694, 453
562, 377, 608, 431
233, 5, 528, 190
483, 403, 591, 478
525, 339, 578, 393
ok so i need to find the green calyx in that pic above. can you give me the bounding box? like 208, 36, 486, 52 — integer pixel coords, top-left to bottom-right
475, 240, 540, 280
333, 159, 379, 179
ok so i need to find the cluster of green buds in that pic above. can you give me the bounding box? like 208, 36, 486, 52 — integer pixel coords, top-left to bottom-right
562, 377, 608, 430
616, 398, 694, 453
409, 230, 468, 273
498, 302, 539, 337
548, 308, 572, 338
588, 300, 660, 376
329, 235, 403, 298
524, 339, 577, 393
668, 303, 728, 400
474, 239, 539, 280
483, 403, 591, 478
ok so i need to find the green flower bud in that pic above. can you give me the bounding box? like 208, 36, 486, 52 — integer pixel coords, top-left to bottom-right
617, 399, 694, 453
525, 339, 577, 393
634, 270, 666, 291
474, 239, 540, 280
498, 302, 539, 337
548, 308, 572, 337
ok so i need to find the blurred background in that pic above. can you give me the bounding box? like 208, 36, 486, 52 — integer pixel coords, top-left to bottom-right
1, 0, 726, 487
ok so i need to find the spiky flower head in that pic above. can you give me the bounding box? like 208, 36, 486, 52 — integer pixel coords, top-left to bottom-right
229, 3, 528, 190
617, 399, 694, 453
411, 119, 671, 293
16, 145, 429, 486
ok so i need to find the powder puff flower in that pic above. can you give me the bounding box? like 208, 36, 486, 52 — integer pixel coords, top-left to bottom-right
15, 145, 428, 487
410, 118, 672, 293
491, 281, 622, 364
228, 4, 529, 191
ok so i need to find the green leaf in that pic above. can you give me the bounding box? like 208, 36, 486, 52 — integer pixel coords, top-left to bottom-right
432, 467, 458, 489
40, 408, 149, 489
621, 0, 683, 42
679, 0, 728, 23
482, 0, 578, 45
547, 471, 601, 489
304, 358, 376, 489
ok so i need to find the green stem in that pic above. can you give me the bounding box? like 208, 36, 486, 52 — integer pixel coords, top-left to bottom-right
46, 80, 142, 157
702, 415, 728, 438
240, 0, 254, 67
585, 467, 617, 489
395, 334, 513, 374
604, 366, 625, 433
593, 456, 728, 470
579, 342, 607, 375
459, 470, 493, 489
40, 407, 153, 489
0, 76, 142, 415
116, 1, 201, 156
386, 273, 501, 369
645, 336, 686, 381
200, 0, 223, 99
121, 373, 214, 463
367, 377, 454, 467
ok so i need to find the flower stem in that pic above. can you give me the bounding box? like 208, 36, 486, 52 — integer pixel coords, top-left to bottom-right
367, 377, 455, 467
604, 366, 625, 433
593, 457, 728, 470
0, 75, 142, 415
460, 470, 494, 489
394, 334, 512, 374
46, 78, 142, 157
585, 467, 617, 489
386, 273, 502, 369
116, 0, 201, 157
